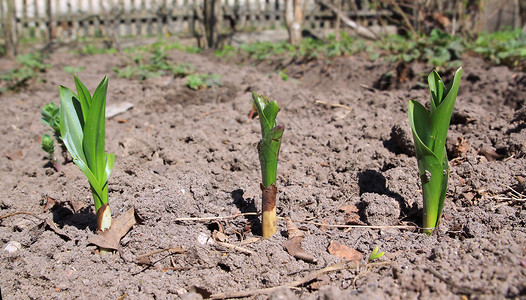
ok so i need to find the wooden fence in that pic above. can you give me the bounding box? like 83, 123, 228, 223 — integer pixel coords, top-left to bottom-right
1, 0, 388, 43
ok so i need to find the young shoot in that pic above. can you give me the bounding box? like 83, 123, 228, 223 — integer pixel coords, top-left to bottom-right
40, 102, 62, 170
368, 246, 385, 262
253, 92, 284, 238
59, 75, 115, 234
41, 134, 58, 170
408, 67, 462, 235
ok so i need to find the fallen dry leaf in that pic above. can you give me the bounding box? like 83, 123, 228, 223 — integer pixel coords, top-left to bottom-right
478, 148, 505, 161
338, 204, 359, 214
282, 219, 316, 263
328, 240, 362, 261
339, 204, 366, 225
462, 192, 474, 202
88, 207, 142, 250
286, 218, 303, 239
212, 230, 229, 242
345, 214, 366, 226
70, 200, 86, 213
453, 137, 470, 158
42, 195, 58, 212
283, 237, 316, 263
319, 218, 329, 232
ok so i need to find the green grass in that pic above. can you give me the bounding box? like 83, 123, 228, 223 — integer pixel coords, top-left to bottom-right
0, 52, 50, 93
185, 74, 222, 90
469, 29, 526, 69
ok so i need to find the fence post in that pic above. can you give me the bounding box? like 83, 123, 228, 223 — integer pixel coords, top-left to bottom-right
285, 0, 301, 45
204, 0, 221, 48
45, 0, 53, 42
3, 0, 18, 57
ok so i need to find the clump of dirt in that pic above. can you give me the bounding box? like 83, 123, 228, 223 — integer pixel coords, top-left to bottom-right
0, 44, 525, 299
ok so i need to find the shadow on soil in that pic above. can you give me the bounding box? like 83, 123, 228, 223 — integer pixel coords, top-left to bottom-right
357, 169, 420, 223
230, 189, 262, 236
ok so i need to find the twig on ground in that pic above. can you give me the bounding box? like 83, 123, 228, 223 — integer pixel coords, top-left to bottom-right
215, 241, 255, 255
291, 219, 418, 231
173, 212, 259, 222
359, 84, 378, 92
490, 185, 525, 209
315, 100, 353, 111
174, 213, 419, 231
0, 211, 44, 221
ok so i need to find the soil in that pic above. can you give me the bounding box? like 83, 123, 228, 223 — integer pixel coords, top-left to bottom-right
0, 42, 525, 299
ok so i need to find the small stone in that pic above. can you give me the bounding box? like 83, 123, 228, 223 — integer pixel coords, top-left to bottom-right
4, 241, 22, 253
197, 232, 214, 245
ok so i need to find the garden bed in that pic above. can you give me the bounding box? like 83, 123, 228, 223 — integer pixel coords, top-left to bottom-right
0, 46, 525, 299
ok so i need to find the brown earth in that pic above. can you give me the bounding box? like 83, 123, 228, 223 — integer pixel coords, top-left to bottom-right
0, 44, 525, 299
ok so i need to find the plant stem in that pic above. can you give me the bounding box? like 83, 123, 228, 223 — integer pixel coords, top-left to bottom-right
253, 92, 284, 238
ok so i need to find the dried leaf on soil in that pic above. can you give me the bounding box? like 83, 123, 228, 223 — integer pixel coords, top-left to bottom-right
478, 148, 505, 161
338, 204, 359, 214
70, 200, 86, 213
42, 195, 58, 212
88, 207, 142, 250
339, 204, 366, 225
328, 240, 362, 261
452, 137, 471, 157
282, 219, 316, 263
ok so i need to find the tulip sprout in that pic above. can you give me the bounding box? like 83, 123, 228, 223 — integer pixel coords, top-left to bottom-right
59, 75, 115, 233
253, 92, 284, 238
408, 67, 462, 235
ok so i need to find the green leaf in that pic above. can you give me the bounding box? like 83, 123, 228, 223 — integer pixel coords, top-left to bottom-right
83, 76, 108, 184
368, 246, 385, 262
73, 158, 104, 210
429, 67, 462, 160
253, 92, 284, 188
74, 75, 92, 123
41, 134, 54, 154
105, 153, 116, 182
59, 86, 86, 164
253, 92, 280, 138
428, 70, 445, 110
408, 100, 435, 158
258, 125, 284, 188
